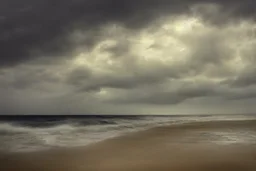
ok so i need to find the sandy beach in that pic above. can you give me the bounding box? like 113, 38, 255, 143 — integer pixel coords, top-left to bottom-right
1, 120, 256, 171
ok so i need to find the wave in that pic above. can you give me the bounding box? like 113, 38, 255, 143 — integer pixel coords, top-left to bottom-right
1, 115, 256, 152
5, 118, 118, 128
0, 118, 140, 152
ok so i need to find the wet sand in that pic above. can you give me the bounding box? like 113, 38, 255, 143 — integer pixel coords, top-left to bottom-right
1, 120, 256, 171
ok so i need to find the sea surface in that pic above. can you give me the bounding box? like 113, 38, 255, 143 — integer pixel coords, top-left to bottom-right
0, 115, 256, 152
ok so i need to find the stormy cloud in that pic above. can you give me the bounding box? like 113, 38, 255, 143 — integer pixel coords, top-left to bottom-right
1, 0, 256, 114
1, 0, 256, 67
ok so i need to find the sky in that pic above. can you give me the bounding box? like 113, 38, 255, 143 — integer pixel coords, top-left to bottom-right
1, 0, 256, 115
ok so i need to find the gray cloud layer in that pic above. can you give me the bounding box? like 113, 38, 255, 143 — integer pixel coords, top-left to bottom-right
1, 0, 256, 67
1, 0, 256, 114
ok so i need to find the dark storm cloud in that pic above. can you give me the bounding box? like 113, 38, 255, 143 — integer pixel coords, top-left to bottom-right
226, 68, 256, 88
107, 81, 221, 105
66, 66, 168, 92
64, 22, 239, 93
1, 0, 256, 67
0, 64, 63, 92
1, 0, 256, 114
112, 88, 214, 105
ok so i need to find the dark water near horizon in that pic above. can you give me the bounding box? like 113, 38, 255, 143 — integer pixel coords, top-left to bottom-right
0, 114, 256, 152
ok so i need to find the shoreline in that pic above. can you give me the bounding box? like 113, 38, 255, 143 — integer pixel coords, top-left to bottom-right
1, 119, 256, 171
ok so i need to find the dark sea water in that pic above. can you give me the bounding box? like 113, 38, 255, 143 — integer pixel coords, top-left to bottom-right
0, 115, 255, 152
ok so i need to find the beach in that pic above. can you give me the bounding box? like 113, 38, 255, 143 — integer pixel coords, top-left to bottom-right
1, 119, 256, 171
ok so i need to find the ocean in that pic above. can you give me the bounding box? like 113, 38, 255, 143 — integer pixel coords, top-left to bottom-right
0, 115, 256, 152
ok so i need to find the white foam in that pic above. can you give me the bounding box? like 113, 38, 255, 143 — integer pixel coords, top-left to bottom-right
1, 115, 256, 152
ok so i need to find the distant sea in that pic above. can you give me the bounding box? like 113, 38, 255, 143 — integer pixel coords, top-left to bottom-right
0, 114, 256, 152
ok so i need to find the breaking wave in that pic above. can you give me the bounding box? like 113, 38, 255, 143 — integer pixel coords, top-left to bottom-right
0, 115, 255, 152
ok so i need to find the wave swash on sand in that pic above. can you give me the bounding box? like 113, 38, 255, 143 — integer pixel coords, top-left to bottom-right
1, 115, 256, 171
